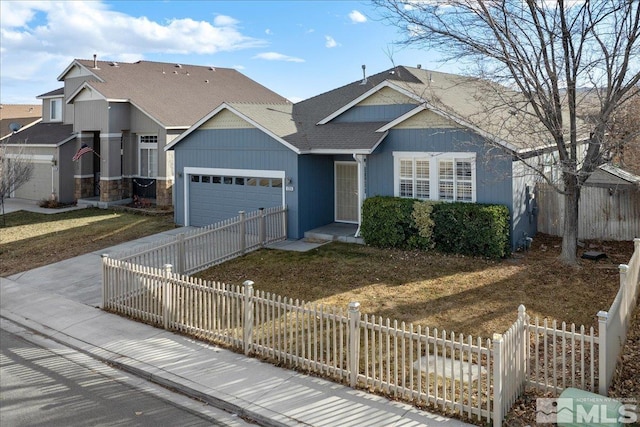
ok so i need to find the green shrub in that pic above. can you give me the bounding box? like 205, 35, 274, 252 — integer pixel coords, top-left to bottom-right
410, 200, 437, 250
432, 203, 510, 258
362, 196, 510, 258
360, 196, 416, 248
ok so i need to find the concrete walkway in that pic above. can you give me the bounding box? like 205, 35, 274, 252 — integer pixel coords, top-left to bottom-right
1, 201, 473, 426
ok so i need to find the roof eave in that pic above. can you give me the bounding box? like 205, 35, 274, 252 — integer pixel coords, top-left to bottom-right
57, 60, 103, 82
165, 103, 301, 154
317, 80, 424, 125
66, 82, 108, 104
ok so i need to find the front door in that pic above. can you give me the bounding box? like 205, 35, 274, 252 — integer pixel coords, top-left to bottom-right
335, 162, 358, 223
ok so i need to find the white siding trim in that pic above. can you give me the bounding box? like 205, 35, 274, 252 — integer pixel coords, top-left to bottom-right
5, 154, 53, 164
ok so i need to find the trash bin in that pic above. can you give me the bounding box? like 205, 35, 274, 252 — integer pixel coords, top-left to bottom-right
557, 388, 625, 427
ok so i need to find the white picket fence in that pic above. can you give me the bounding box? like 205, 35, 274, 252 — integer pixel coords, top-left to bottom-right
111, 206, 287, 275
102, 237, 640, 425
597, 237, 640, 394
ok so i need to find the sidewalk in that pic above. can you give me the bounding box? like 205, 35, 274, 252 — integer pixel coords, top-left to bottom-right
1, 230, 473, 426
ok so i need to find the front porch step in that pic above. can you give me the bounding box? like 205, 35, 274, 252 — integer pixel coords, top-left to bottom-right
303, 231, 364, 245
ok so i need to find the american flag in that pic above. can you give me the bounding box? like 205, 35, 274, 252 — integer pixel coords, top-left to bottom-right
72, 144, 94, 161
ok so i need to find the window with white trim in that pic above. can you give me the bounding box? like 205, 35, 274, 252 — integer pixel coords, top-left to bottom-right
139, 135, 158, 178
394, 152, 476, 202
399, 158, 430, 198
50, 99, 62, 122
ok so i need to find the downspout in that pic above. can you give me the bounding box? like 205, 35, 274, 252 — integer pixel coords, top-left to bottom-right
353, 153, 366, 237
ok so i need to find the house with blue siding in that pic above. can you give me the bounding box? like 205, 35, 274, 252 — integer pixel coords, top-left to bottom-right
167, 66, 561, 250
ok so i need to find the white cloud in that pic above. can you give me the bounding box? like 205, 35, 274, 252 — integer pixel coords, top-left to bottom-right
325, 36, 339, 48
0, 1, 267, 101
348, 10, 367, 23
212, 14, 239, 27
265, 28, 272, 35
253, 52, 304, 62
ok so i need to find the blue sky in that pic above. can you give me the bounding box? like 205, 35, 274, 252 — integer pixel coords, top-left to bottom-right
0, 0, 458, 105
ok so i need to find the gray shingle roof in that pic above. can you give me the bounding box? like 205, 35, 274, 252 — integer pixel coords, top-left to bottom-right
2, 122, 74, 145
69, 59, 290, 128
174, 65, 583, 154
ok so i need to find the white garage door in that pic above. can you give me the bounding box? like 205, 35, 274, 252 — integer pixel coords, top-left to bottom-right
186, 168, 285, 227
14, 162, 52, 201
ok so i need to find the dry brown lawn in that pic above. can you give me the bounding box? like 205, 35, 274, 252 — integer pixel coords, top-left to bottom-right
0, 208, 176, 276
197, 234, 635, 338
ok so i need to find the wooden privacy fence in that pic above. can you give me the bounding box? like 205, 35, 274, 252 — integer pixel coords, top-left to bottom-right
536, 182, 640, 240
111, 206, 287, 275
102, 237, 640, 425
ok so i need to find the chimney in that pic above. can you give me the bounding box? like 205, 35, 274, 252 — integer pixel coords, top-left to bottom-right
93, 54, 97, 68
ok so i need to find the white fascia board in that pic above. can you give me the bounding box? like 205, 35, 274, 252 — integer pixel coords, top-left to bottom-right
66, 82, 107, 104
164, 103, 229, 151
375, 105, 426, 132
317, 81, 425, 126
0, 119, 44, 142
306, 148, 373, 155
56, 135, 76, 147
369, 130, 390, 153
57, 60, 104, 82
223, 104, 300, 154
38, 94, 64, 100
377, 103, 520, 153
165, 103, 301, 154
599, 163, 640, 183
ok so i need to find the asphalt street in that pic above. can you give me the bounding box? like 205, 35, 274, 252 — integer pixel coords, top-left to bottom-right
0, 318, 253, 427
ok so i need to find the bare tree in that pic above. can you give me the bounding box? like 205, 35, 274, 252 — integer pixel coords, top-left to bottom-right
373, 0, 640, 264
606, 90, 640, 175
0, 136, 34, 223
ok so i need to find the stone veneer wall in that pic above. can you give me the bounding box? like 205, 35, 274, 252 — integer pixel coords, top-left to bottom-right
121, 178, 133, 199
100, 179, 123, 202
156, 178, 173, 207
74, 177, 94, 200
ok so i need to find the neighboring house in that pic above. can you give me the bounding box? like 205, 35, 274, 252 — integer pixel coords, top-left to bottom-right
3, 56, 289, 205
1, 103, 72, 202
0, 104, 42, 139
167, 66, 563, 250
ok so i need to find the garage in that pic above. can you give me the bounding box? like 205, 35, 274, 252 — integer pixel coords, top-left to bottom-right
13, 159, 53, 202
185, 167, 285, 227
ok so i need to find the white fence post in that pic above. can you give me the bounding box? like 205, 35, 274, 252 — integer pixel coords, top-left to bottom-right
176, 233, 185, 274
239, 211, 246, 255
597, 310, 608, 395
259, 208, 266, 246
493, 333, 503, 426
101, 253, 109, 309
348, 302, 361, 388
282, 206, 288, 239
163, 264, 173, 331
619, 264, 629, 325
243, 280, 254, 356
518, 304, 528, 392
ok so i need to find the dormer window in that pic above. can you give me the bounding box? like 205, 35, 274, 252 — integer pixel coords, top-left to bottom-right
50, 99, 62, 122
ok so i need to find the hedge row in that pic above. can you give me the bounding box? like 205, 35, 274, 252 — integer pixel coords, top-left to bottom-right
360, 196, 510, 259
